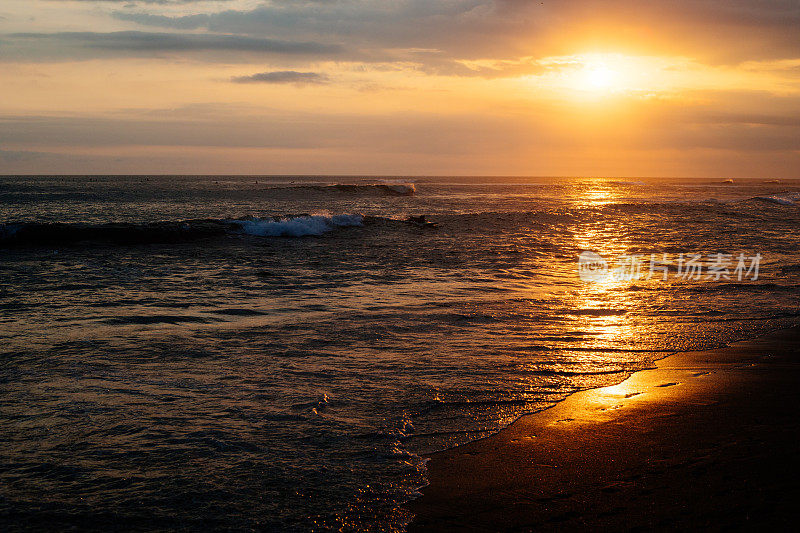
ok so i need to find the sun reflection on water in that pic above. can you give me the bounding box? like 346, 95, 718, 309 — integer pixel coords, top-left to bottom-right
569, 180, 642, 349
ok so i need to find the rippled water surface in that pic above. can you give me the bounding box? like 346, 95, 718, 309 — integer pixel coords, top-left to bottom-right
2, 176, 799, 531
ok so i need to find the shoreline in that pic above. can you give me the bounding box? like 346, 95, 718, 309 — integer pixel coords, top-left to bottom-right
406, 326, 800, 531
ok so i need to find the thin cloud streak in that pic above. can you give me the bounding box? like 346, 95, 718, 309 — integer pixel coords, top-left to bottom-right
231, 71, 329, 84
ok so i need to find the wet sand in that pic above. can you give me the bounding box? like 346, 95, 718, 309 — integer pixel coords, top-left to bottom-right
407, 327, 800, 531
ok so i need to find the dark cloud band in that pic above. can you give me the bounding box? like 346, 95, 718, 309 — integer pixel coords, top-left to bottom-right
110, 0, 800, 65
10, 31, 340, 53
1, 31, 343, 61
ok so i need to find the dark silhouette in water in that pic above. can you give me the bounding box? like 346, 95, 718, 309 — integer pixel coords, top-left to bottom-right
406, 215, 438, 228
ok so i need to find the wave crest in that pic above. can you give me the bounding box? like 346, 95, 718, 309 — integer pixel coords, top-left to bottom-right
0, 214, 365, 246
236, 214, 364, 237
753, 195, 799, 206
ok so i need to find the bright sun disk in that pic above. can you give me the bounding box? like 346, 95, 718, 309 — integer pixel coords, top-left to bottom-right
584, 64, 617, 90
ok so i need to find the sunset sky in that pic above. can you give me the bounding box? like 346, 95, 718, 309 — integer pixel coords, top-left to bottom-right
1, 0, 799, 177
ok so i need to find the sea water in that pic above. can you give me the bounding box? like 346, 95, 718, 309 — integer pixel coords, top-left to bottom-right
1, 176, 799, 531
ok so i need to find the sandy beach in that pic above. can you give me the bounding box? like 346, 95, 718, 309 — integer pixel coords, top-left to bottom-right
407, 327, 800, 531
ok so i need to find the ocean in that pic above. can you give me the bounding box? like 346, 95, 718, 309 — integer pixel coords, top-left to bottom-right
1, 176, 799, 531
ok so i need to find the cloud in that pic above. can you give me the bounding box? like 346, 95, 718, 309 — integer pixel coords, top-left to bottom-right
50, 0, 234, 3
110, 0, 800, 67
4, 2, 799, 177
0, 113, 325, 149
3, 102, 800, 176
110, 2, 515, 52
1, 31, 343, 61
113, 12, 211, 30
7, 1, 799, 69
5, 89, 800, 154
231, 70, 329, 84
0, 149, 49, 162
695, 113, 800, 128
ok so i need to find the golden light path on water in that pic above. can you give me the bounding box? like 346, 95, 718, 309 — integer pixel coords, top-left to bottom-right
570, 180, 643, 349
509, 180, 653, 406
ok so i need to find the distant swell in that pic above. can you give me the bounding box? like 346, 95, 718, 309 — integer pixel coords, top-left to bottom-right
273, 182, 415, 196
0, 214, 365, 246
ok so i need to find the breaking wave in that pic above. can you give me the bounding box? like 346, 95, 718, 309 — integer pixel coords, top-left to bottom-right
237, 214, 364, 237
0, 214, 365, 246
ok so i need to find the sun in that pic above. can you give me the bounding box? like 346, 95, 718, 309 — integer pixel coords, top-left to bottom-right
533, 53, 635, 95
529, 52, 693, 99
583, 64, 617, 90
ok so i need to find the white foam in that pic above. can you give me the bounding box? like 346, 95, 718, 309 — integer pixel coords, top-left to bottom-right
755, 195, 798, 206
236, 214, 364, 237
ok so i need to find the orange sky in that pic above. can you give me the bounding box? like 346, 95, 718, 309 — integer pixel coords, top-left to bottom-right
1, 0, 799, 177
